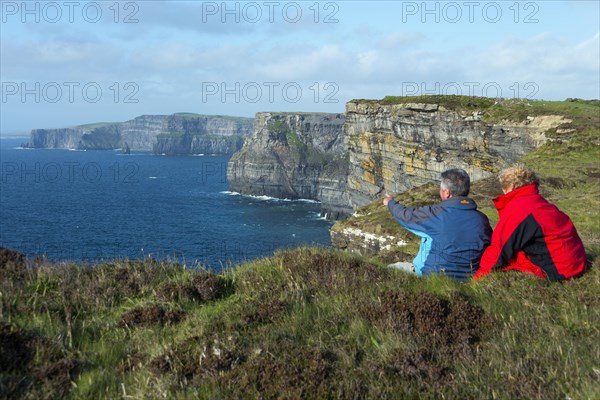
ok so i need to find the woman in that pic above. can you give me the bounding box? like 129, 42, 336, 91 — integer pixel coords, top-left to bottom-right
474, 166, 586, 281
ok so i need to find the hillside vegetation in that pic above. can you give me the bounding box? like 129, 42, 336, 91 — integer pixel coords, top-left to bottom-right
1, 245, 598, 399
334, 97, 599, 262
1, 98, 598, 399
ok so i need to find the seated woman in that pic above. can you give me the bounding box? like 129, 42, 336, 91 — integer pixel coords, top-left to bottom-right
474, 166, 587, 281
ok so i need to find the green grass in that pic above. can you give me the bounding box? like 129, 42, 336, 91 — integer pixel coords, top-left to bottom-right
351, 94, 497, 109
2, 97, 598, 398
76, 122, 119, 130
1, 246, 598, 399
334, 97, 599, 261
172, 113, 253, 124
76, 114, 253, 130
350, 96, 600, 128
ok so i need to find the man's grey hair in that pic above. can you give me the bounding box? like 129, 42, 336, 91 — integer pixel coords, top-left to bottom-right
440, 168, 470, 196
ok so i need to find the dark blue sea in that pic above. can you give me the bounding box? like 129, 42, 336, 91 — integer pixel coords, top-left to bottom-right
0, 137, 333, 270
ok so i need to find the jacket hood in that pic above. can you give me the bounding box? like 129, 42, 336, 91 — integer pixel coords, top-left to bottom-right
493, 184, 540, 211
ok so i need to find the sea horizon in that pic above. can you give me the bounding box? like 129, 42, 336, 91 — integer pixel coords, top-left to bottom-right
0, 138, 334, 270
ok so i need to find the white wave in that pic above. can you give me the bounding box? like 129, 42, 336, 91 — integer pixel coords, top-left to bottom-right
148, 176, 158, 179
273, 197, 320, 203
314, 212, 329, 221
253, 195, 278, 201
192, 154, 205, 156
220, 191, 320, 203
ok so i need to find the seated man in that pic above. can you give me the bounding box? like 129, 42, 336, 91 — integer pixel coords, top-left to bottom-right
384, 168, 492, 282
474, 166, 586, 281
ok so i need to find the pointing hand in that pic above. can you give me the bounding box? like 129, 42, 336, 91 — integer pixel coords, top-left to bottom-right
383, 194, 393, 206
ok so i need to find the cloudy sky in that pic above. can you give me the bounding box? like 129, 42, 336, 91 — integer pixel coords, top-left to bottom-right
1, 0, 598, 134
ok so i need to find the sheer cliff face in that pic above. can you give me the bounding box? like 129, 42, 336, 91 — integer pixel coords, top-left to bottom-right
228, 100, 569, 220
120, 115, 169, 151
345, 101, 568, 209
153, 135, 245, 155
24, 114, 253, 153
153, 116, 253, 154
26, 128, 88, 149
227, 112, 351, 219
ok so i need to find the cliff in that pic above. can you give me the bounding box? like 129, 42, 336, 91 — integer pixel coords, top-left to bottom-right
23, 114, 254, 154
227, 112, 351, 219
331, 96, 598, 259
228, 96, 571, 220
153, 115, 253, 155
344, 97, 568, 209
154, 135, 245, 155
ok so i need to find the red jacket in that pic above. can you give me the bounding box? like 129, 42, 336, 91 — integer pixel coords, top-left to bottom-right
474, 184, 586, 281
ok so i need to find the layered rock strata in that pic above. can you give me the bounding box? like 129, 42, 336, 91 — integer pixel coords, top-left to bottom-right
344, 100, 567, 210
24, 114, 254, 154
227, 112, 351, 219
228, 100, 568, 221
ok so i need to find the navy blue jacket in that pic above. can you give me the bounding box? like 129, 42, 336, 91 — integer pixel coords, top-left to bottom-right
387, 196, 492, 282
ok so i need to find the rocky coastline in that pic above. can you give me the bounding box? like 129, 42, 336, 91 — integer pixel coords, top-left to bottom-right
227, 112, 351, 219
227, 97, 569, 220
23, 113, 254, 154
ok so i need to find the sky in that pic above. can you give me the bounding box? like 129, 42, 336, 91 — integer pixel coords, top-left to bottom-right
0, 0, 599, 135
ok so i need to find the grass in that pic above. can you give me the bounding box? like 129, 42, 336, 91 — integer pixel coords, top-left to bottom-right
76, 114, 253, 131
172, 113, 254, 124
2, 97, 598, 398
334, 97, 599, 261
350, 96, 600, 127
1, 246, 598, 399
75, 122, 119, 130
351, 94, 497, 109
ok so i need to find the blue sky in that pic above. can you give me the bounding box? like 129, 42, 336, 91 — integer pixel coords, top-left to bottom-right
1, 0, 599, 134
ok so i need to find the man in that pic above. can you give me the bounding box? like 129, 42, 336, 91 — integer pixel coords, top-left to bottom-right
384, 168, 492, 282
474, 166, 586, 281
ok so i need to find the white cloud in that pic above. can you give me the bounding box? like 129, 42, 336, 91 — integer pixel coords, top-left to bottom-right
574, 31, 600, 68
464, 32, 600, 98
255, 43, 348, 81
378, 32, 425, 49
2, 1, 598, 132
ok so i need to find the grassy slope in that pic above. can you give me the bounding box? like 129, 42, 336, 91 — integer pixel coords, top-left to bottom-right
335, 98, 600, 261
173, 113, 254, 123
1, 248, 598, 399
76, 114, 254, 131
75, 122, 119, 130
1, 98, 598, 399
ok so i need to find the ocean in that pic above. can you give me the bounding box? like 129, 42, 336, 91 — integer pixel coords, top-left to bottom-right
0, 137, 334, 270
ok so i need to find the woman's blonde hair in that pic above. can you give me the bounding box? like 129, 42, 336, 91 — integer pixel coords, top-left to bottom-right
499, 166, 540, 192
